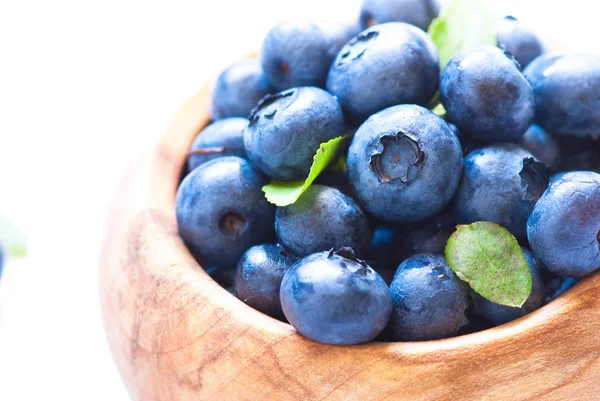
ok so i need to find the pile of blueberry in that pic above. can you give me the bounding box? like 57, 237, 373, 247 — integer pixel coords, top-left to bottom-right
176, 0, 600, 345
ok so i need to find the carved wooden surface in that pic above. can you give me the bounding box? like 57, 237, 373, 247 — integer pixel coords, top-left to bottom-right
99, 83, 600, 401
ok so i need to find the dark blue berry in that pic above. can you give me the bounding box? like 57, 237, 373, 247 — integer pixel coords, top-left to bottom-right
527, 171, 600, 277
454, 143, 550, 239
261, 20, 356, 91
212, 59, 272, 120
235, 244, 297, 319
347, 104, 463, 224
519, 124, 561, 169
176, 157, 275, 268
359, 0, 441, 31
524, 53, 600, 137
187, 118, 248, 172
280, 248, 392, 345
275, 185, 371, 257
389, 253, 468, 341
496, 16, 544, 69
441, 46, 535, 143
244, 87, 345, 180
327, 23, 440, 125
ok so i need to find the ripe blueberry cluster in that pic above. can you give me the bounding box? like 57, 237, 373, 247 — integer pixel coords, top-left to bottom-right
176, 0, 600, 345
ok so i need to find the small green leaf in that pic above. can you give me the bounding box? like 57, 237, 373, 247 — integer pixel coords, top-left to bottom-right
428, 0, 497, 68
331, 155, 347, 173
445, 221, 532, 307
263, 135, 348, 206
432, 103, 446, 117
0, 218, 27, 258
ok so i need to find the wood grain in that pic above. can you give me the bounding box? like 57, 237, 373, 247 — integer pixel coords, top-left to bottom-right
99, 83, 600, 401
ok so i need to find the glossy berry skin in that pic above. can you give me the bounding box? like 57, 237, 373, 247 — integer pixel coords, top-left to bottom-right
524, 53, 600, 137
440, 46, 535, 143
176, 157, 275, 268
275, 185, 371, 257
327, 23, 440, 125
211, 59, 272, 120
347, 105, 463, 224
389, 253, 468, 341
454, 143, 550, 239
234, 244, 297, 319
473, 248, 546, 326
243, 87, 345, 180
187, 118, 248, 172
519, 124, 561, 169
527, 171, 600, 277
260, 20, 355, 91
280, 248, 392, 345
359, 0, 441, 31
496, 16, 544, 69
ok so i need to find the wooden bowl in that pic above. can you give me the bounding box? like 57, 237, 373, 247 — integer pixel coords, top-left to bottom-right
99, 79, 600, 400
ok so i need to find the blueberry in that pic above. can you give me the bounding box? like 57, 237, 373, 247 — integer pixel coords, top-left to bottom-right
496, 16, 544, 69
327, 23, 440, 125
457, 300, 493, 336
555, 136, 600, 173
456, 315, 493, 336
389, 253, 468, 341
243, 87, 345, 180
314, 170, 353, 196
364, 225, 403, 283
440, 46, 535, 143
545, 276, 581, 303
519, 124, 561, 169
176, 157, 275, 268
275, 185, 371, 257
203, 265, 236, 288
211, 59, 272, 120
472, 248, 546, 326
448, 122, 482, 155
447, 122, 460, 137
359, 0, 441, 31
318, 21, 362, 59
280, 248, 392, 345
453, 143, 550, 239
401, 208, 456, 257
524, 53, 600, 137
234, 244, 297, 319
187, 118, 248, 172
527, 171, 600, 277
260, 20, 355, 91
347, 104, 463, 224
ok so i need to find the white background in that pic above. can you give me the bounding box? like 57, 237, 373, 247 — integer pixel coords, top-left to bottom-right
0, 1, 596, 400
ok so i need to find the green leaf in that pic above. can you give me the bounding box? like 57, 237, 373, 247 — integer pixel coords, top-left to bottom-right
428, 0, 497, 68
0, 218, 27, 258
445, 221, 532, 307
432, 103, 446, 117
263, 135, 348, 206
331, 155, 347, 173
